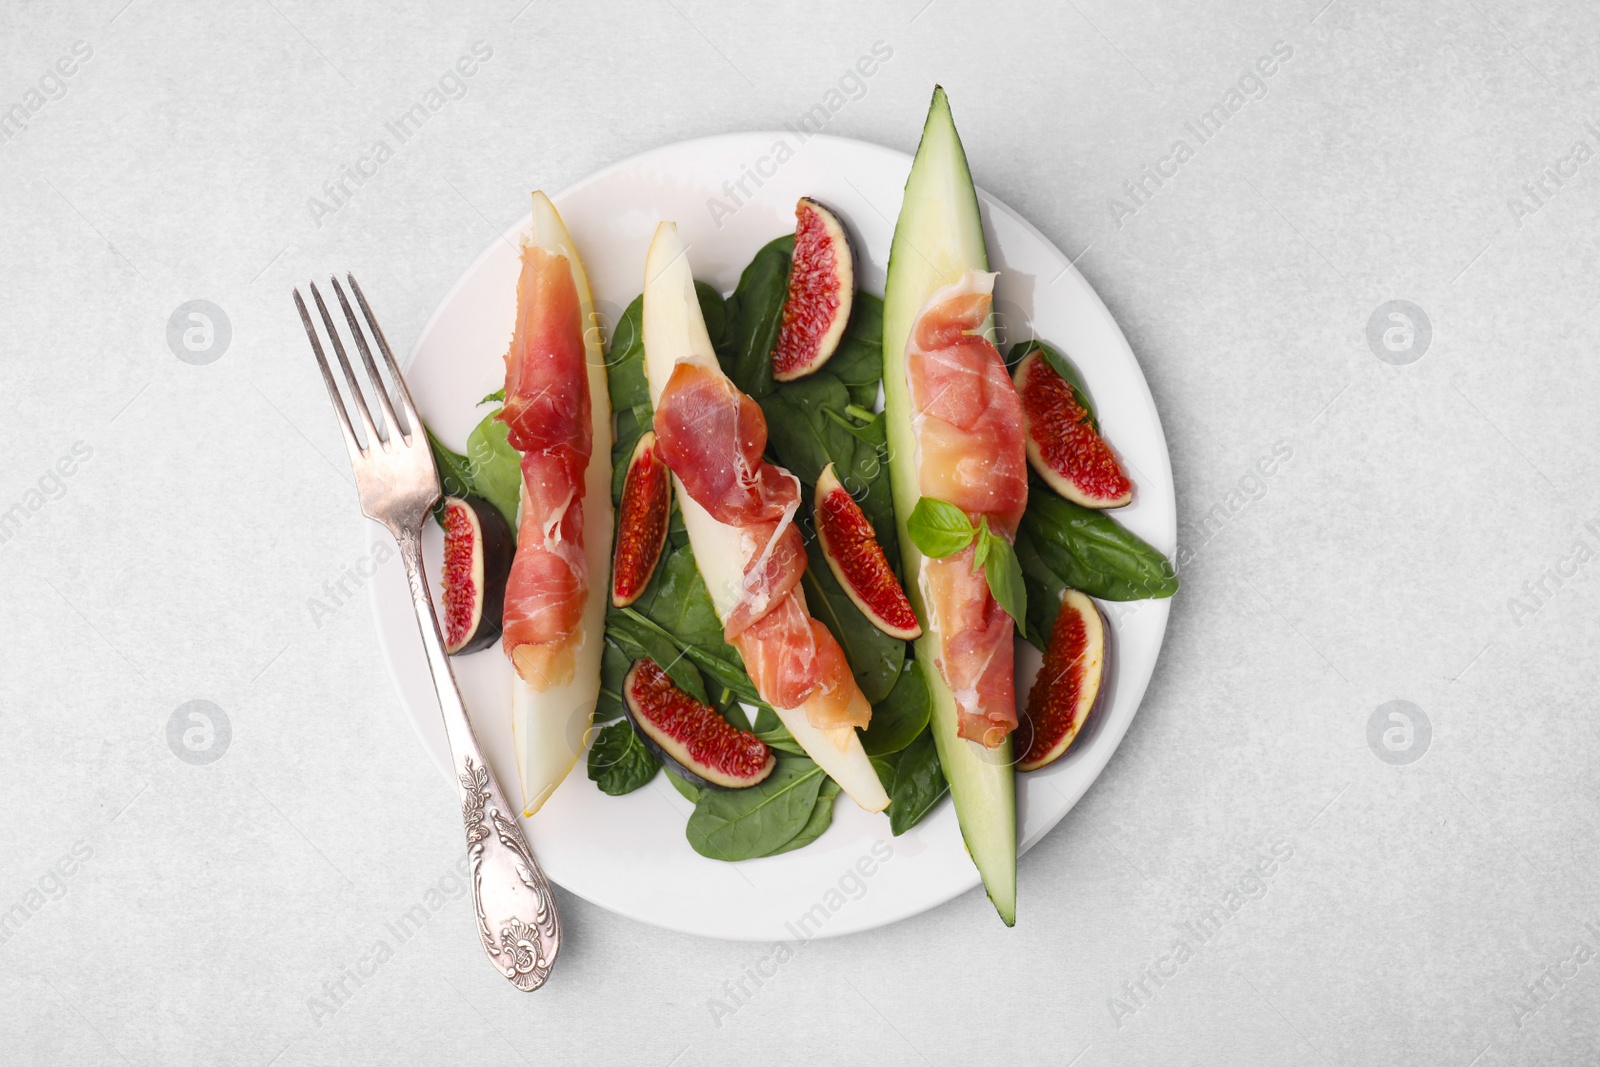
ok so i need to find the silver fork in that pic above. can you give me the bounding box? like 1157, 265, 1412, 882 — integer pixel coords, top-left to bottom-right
294, 274, 560, 992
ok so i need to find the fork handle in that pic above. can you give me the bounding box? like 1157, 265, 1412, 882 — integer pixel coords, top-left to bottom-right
395, 524, 561, 991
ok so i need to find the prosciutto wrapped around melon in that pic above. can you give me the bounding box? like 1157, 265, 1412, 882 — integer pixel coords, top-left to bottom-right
642, 222, 888, 813
499, 192, 614, 815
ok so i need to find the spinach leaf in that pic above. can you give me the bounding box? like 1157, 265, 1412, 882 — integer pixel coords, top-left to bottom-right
887, 728, 948, 835
587, 720, 660, 795
766, 779, 842, 856
822, 407, 898, 562
802, 535, 904, 704
606, 296, 649, 412
595, 638, 631, 723
721, 234, 792, 398
871, 754, 899, 795
425, 425, 478, 502
1014, 525, 1067, 652
605, 609, 708, 703
686, 757, 825, 861
696, 281, 729, 352
827, 292, 885, 410
861, 660, 932, 756
1021, 491, 1179, 601
464, 411, 521, 529
665, 769, 701, 803
617, 605, 760, 706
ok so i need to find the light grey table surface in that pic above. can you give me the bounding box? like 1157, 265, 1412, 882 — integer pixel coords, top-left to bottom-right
4, 0, 1598, 1064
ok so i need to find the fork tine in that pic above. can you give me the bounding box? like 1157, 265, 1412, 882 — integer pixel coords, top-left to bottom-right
294, 288, 365, 463
329, 275, 406, 441
345, 273, 420, 439
310, 281, 385, 449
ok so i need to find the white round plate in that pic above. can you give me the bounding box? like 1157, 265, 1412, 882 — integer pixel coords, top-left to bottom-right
371, 132, 1174, 941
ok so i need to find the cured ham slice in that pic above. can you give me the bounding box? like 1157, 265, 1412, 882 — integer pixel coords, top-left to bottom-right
650, 310, 866, 730
499, 242, 593, 689
905, 270, 1027, 745
642, 221, 884, 809
653, 361, 807, 641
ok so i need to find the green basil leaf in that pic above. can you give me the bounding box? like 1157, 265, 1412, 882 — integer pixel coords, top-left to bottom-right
462, 410, 522, 530
1021, 492, 1179, 601
478, 388, 506, 406
686, 757, 825, 861
861, 660, 932, 756
982, 530, 1028, 629
765, 778, 842, 856
586, 720, 660, 796
888, 729, 948, 835
907, 497, 975, 559
720, 234, 792, 399
972, 519, 991, 573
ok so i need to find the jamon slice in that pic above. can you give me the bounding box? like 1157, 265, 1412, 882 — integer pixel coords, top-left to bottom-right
904, 270, 1027, 745
499, 239, 592, 689
642, 221, 886, 811
499, 191, 614, 817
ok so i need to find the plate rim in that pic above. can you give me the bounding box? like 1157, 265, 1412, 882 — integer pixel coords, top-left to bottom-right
370, 130, 1174, 939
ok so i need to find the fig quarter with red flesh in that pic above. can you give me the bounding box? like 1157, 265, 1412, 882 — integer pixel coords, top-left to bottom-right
1018, 588, 1105, 772
622, 658, 776, 790
813, 462, 921, 640
1014, 346, 1133, 509
611, 430, 672, 607
441, 494, 515, 655
771, 197, 855, 382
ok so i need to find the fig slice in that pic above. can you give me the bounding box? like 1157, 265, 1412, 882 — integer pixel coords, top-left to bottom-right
622, 658, 776, 790
1018, 588, 1105, 771
611, 430, 672, 607
1013, 345, 1133, 509
771, 197, 855, 382
441, 494, 515, 655
813, 462, 921, 640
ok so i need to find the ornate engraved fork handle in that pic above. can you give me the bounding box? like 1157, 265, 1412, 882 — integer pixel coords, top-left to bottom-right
396, 526, 561, 991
